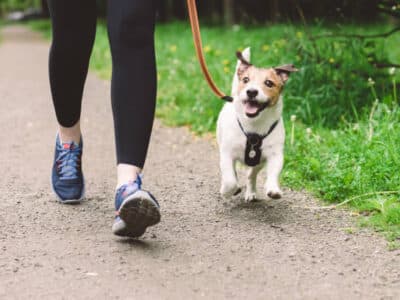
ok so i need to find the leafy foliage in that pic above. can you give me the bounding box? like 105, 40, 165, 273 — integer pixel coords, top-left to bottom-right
0, 0, 40, 13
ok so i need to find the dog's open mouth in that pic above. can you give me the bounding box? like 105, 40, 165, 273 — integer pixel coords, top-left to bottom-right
243, 100, 269, 118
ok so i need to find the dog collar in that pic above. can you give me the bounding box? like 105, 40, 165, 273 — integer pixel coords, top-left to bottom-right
237, 119, 279, 167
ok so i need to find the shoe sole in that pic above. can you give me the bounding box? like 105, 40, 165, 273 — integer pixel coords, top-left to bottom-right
113, 190, 161, 238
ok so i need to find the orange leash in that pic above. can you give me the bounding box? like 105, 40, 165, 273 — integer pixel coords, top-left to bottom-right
186, 0, 233, 102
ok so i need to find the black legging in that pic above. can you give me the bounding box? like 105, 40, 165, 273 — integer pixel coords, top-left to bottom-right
47, 0, 158, 168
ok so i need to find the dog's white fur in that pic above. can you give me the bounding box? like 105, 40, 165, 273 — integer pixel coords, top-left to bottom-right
217, 48, 285, 201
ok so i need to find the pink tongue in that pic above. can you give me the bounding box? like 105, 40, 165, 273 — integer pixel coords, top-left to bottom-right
244, 102, 259, 115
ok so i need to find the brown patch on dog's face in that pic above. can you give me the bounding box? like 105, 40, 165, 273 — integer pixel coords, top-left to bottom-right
237, 65, 284, 106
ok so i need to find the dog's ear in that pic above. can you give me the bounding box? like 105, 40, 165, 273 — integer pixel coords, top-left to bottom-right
236, 51, 251, 66
274, 64, 298, 83
236, 51, 252, 77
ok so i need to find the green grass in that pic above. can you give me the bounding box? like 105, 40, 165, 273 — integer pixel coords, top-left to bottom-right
285, 101, 400, 242
28, 20, 400, 247
28, 19, 51, 39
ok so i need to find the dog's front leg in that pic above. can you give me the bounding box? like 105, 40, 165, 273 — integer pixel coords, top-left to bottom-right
245, 165, 262, 202
265, 148, 284, 199
219, 154, 241, 198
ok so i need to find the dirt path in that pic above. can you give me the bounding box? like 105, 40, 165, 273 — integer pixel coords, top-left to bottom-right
0, 26, 399, 300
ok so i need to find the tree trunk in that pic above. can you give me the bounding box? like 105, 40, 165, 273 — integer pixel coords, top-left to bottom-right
41, 0, 49, 17
270, 0, 279, 22
223, 0, 234, 26
157, 0, 169, 22
167, 0, 174, 21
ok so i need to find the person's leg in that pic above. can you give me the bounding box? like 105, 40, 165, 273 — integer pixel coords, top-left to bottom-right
48, 0, 96, 202
107, 0, 158, 188
48, 0, 97, 143
107, 0, 160, 237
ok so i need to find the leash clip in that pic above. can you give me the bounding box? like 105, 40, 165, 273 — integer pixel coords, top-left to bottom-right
221, 95, 234, 102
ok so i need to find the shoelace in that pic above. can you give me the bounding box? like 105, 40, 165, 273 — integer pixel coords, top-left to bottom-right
56, 144, 82, 180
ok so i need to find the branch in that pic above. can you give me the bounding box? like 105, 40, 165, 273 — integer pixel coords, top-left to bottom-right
311, 26, 400, 40
371, 62, 400, 68
379, 7, 400, 18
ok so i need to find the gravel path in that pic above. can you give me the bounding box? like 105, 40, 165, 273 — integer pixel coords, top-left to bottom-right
0, 26, 399, 300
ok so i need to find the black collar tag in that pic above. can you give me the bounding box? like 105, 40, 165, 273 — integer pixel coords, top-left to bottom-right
245, 134, 263, 166
238, 119, 279, 167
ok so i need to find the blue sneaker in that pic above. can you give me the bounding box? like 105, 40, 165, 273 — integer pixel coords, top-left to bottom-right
51, 134, 85, 203
113, 176, 161, 237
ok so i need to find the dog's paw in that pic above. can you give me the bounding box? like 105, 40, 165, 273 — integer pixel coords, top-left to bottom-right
266, 188, 282, 199
244, 190, 257, 202
220, 182, 241, 198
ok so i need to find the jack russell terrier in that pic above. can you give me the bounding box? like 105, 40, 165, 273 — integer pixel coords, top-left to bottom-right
217, 48, 298, 201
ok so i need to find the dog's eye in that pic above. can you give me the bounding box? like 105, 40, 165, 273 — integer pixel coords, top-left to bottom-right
243, 77, 250, 84
265, 80, 275, 88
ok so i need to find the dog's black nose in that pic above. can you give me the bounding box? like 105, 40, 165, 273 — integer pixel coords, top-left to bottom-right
247, 89, 258, 99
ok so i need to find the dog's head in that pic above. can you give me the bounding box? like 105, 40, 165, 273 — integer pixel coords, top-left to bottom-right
233, 48, 298, 119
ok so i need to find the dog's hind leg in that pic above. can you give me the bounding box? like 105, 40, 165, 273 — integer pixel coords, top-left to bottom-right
219, 155, 241, 198
245, 165, 262, 202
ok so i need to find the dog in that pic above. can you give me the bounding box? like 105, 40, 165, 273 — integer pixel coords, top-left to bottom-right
216, 48, 297, 201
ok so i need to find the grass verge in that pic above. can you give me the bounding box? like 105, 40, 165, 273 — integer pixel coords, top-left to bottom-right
285, 101, 400, 246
